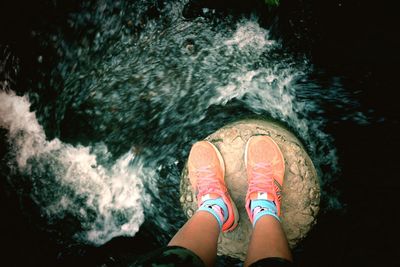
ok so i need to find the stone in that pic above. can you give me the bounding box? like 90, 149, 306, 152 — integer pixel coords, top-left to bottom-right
180, 119, 320, 260
289, 163, 300, 175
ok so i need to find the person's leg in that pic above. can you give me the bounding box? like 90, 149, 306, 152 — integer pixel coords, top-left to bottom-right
243, 136, 293, 266
168, 141, 239, 267
244, 216, 292, 266
168, 211, 220, 267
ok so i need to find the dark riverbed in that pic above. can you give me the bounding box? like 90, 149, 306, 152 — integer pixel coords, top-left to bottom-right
1, 0, 399, 266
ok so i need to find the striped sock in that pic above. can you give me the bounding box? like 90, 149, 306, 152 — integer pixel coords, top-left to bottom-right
198, 196, 228, 230
251, 198, 280, 227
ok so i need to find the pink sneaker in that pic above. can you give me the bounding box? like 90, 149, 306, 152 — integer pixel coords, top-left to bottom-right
188, 141, 239, 232
245, 136, 285, 223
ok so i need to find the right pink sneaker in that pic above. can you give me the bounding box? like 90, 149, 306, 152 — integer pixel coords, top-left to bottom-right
244, 136, 285, 223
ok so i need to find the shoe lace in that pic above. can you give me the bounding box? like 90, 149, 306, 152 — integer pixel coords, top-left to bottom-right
195, 166, 225, 197
248, 162, 275, 197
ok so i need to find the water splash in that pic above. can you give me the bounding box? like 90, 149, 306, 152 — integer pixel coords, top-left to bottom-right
0, 0, 369, 248
0, 91, 151, 245
208, 22, 344, 209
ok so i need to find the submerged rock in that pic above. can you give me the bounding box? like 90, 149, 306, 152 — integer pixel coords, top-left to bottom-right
180, 119, 320, 260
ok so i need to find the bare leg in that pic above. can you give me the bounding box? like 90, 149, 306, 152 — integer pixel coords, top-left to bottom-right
244, 216, 292, 267
168, 211, 220, 267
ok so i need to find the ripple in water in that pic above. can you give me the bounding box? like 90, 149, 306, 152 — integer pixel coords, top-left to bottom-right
0, 0, 368, 247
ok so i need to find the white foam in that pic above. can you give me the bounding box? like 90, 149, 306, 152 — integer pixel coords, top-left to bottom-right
0, 91, 47, 168
0, 91, 150, 245
224, 21, 275, 50
210, 23, 311, 138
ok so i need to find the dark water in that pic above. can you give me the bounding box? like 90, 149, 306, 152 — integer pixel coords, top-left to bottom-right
0, 0, 399, 266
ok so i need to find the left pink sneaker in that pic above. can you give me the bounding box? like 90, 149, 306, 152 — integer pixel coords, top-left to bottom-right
188, 141, 239, 232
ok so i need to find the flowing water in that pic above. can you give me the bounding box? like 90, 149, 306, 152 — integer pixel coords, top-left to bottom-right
0, 0, 379, 265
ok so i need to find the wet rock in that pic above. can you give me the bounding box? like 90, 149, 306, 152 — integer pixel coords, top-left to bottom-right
180, 119, 320, 260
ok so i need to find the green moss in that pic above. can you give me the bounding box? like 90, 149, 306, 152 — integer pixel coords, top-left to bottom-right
264, 0, 280, 6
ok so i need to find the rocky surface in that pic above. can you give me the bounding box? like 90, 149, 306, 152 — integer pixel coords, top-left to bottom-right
180, 119, 320, 260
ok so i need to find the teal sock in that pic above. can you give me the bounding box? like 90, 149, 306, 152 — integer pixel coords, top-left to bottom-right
251, 199, 280, 227
198, 197, 228, 230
